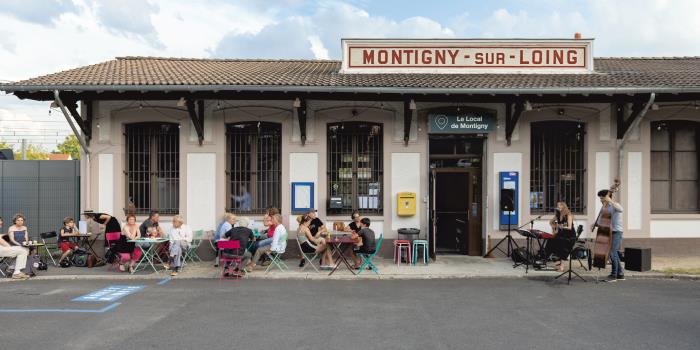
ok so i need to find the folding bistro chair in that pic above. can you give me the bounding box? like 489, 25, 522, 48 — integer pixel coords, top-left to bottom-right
357, 234, 383, 275
265, 231, 288, 273
296, 235, 320, 272
39, 231, 61, 266
0, 257, 12, 277
182, 229, 206, 265
105, 232, 131, 272
217, 240, 246, 280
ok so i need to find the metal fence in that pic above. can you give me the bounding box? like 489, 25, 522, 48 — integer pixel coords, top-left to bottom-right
0, 160, 80, 238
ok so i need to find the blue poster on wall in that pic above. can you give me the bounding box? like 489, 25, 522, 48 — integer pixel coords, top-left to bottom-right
499, 171, 518, 230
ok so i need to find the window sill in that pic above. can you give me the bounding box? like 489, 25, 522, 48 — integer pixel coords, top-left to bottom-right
650, 213, 700, 220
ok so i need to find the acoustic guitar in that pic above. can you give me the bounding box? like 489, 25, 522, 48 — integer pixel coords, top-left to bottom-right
592, 179, 620, 269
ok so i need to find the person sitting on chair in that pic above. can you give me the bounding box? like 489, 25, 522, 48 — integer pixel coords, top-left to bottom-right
546, 202, 576, 272
0, 216, 31, 280
246, 214, 286, 272
58, 217, 80, 264
344, 210, 362, 233
164, 215, 192, 277
297, 214, 334, 269
222, 217, 254, 276
350, 218, 376, 269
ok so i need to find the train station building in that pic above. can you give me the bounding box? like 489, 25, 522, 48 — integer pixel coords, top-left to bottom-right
2, 37, 699, 257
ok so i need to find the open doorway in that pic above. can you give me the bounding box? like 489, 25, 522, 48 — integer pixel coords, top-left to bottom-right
428, 135, 484, 257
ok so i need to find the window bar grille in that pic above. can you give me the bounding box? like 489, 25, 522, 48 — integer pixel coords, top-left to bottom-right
125, 123, 179, 215
226, 122, 281, 214
530, 121, 585, 213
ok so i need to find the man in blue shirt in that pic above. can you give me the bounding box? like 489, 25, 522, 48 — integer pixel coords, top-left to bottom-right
596, 189, 625, 282
214, 213, 236, 267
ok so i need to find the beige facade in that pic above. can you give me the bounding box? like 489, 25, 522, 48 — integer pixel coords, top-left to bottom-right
80, 99, 700, 256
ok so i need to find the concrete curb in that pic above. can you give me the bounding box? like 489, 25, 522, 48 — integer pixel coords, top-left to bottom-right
2, 272, 698, 282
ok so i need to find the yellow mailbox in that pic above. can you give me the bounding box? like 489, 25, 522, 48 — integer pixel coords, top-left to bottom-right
397, 192, 417, 216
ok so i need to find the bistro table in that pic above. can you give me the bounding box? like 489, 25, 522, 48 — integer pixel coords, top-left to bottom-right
128, 238, 169, 274
63, 233, 103, 263
325, 234, 359, 276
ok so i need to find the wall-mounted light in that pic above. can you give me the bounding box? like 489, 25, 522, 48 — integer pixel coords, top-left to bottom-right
409, 99, 416, 110
176, 97, 186, 107
293, 98, 301, 108
524, 101, 533, 111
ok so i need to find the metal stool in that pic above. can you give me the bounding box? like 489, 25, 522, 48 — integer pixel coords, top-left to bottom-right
412, 240, 428, 265
393, 240, 412, 266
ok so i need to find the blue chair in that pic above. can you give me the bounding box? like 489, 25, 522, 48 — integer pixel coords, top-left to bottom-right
357, 234, 383, 275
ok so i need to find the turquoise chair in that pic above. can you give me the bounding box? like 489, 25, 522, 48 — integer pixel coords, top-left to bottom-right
357, 234, 383, 275
265, 231, 289, 273
412, 239, 429, 265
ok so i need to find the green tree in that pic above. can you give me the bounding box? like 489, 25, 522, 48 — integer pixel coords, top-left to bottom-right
24, 144, 49, 160
56, 135, 81, 159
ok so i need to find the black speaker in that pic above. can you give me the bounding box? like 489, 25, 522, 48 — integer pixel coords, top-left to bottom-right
500, 188, 515, 211
624, 247, 651, 272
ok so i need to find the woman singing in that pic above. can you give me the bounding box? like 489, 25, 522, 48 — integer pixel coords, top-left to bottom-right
547, 202, 576, 272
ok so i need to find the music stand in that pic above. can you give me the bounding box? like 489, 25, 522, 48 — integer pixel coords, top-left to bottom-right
555, 225, 586, 284
484, 205, 519, 258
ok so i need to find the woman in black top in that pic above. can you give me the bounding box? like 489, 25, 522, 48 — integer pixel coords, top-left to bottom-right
345, 210, 361, 233
546, 202, 576, 272
84, 211, 134, 254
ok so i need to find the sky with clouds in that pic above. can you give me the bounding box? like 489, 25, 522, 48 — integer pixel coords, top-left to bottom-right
1, 0, 699, 150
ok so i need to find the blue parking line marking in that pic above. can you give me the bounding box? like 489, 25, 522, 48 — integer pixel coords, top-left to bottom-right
158, 278, 171, 285
72, 285, 145, 302
0, 303, 121, 313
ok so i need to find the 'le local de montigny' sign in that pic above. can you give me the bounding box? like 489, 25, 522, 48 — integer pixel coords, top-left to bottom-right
428, 110, 496, 133
341, 38, 594, 74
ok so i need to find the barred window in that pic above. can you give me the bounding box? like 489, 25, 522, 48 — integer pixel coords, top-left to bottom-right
530, 121, 586, 213
651, 121, 699, 212
327, 122, 383, 215
226, 122, 281, 214
125, 122, 179, 215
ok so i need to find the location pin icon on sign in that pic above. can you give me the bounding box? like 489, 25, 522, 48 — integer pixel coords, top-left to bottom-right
436, 115, 449, 130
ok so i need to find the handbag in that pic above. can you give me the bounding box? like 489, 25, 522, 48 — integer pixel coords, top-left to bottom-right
71, 248, 89, 267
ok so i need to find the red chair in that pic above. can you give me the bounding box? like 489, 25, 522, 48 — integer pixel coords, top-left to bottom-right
217, 240, 245, 280
105, 232, 134, 272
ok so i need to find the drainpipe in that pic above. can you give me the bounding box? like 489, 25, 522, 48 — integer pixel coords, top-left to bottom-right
53, 90, 90, 155
617, 93, 655, 179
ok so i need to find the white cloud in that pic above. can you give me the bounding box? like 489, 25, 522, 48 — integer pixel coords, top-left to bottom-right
87, 0, 162, 48
462, 0, 700, 56
0, 0, 77, 25
308, 35, 330, 60
213, 0, 454, 59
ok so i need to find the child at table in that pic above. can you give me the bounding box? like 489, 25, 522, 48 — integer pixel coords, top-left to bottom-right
58, 217, 80, 263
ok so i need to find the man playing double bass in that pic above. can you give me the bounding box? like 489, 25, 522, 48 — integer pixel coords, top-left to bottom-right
595, 189, 625, 282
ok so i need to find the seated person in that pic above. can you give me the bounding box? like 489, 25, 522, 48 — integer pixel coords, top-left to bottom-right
8, 213, 29, 247
344, 210, 362, 233
214, 212, 237, 267
350, 218, 376, 269
246, 214, 286, 271
297, 214, 334, 269
164, 215, 192, 277
215, 213, 236, 241
0, 216, 31, 280
58, 217, 80, 263
85, 211, 139, 273
545, 202, 576, 272
139, 210, 164, 239
221, 217, 254, 276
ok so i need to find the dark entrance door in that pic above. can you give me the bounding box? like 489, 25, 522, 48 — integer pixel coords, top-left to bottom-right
428, 135, 484, 257
432, 170, 470, 254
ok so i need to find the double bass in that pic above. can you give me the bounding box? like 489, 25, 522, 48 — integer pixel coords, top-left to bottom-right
592, 179, 621, 269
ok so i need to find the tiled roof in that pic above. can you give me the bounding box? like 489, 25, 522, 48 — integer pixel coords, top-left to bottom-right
3, 56, 700, 93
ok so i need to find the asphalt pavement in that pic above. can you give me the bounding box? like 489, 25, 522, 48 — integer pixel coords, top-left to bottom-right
0, 278, 698, 350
